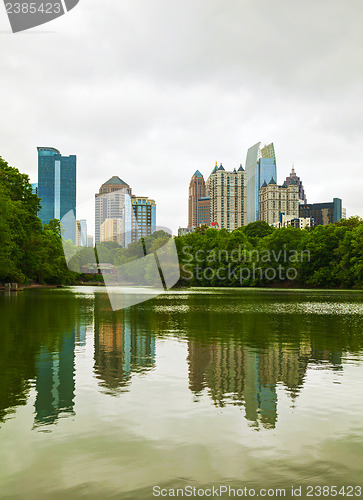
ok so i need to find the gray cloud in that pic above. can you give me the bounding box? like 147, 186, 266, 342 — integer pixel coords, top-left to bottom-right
0, 0, 362, 233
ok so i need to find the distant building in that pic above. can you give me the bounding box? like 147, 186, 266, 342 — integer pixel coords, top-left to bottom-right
131, 196, 156, 242
95, 176, 132, 245
31, 183, 38, 195
208, 162, 246, 231
188, 170, 210, 227
299, 198, 343, 226
273, 214, 314, 229
37, 147, 76, 243
100, 218, 123, 246
87, 235, 94, 248
284, 166, 307, 204
178, 227, 196, 236
342, 208, 347, 219
259, 178, 299, 226
76, 219, 87, 247
246, 142, 277, 223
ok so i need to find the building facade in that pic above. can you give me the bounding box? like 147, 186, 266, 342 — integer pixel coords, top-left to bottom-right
273, 214, 314, 229
37, 147, 77, 243
208, 163, 246, 231
259, 178, 299, 226
76, 219, 87, 247
299, 198, 343, 226
131, 196, 156, 242
246, 142, 277, 223
95, 176, 132, 245
188, 170, 210, 227
100, 218, 123, 246
284, 166, 307, 204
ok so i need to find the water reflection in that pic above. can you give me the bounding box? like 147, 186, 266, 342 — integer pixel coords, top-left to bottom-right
188, 341, 313, 429
0, 288, 362, 432
34, 330, 75, 426
94, 294, 156, 394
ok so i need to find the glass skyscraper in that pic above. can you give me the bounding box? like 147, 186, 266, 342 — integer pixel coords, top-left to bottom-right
246, 142, 277, 223
37, 147, 77, 243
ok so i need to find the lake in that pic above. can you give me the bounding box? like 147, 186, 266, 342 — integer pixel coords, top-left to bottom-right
1, 287, 363, 499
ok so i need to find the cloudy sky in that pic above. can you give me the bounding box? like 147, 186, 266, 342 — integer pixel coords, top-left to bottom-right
1, 0, 362, 234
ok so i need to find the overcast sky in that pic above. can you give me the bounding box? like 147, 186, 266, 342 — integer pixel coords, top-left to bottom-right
1, 0, 362, 234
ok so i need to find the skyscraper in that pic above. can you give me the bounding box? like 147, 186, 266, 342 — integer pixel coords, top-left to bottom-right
259, 178, 299, 226
37, 147, 77, 243
245, 142, 277, 223
188, 170, 210, 227
284, 166, 307, 204
131, 196, 156, 242
208, 163, 246, 231
95, 176, 132, 245
76, 219, 87, 247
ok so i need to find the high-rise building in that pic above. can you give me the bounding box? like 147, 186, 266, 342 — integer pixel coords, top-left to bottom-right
188, 170, 210, 227
259, 178, 299, 226
208, 163, 246, 231
246, 142, 277, 223
95, 176, 132, 245
31, 183, 38, 195
87, 235, 94, 248
299, 198, 343, 226
100, 218, 123, 246
284, 166, 307, 204
37, 147, 76, 243
76, 219, 87, 247
131, 196, 156, 242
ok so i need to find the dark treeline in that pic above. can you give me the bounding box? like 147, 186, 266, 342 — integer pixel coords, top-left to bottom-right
0, 157, 75, 284
174, 219, 363, 289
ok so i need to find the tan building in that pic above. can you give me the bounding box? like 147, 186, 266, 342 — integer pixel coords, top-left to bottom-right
95, 176, 132, 244
259, 178, 299, 226
100, 218, 123, 246
188, 170, 210, 227
208, 163, 246, 231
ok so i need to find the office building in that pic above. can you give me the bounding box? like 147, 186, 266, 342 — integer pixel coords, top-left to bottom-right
188, 170, 210, 227
95, 176, 132, 245
208, 163, 246, 231
299, 198, 343, 226
31, 183, 38, 195
284, 166, 307, 204
246, 142, 277, 223
100, 218, 123, 247
259, 178, 299, 226
76, 219, 87, 247
131, 196, 156, 242
37, 147, 76, 243
87, 235, 94, 248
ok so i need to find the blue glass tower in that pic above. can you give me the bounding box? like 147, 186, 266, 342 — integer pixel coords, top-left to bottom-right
38, 147, 77, 243
246, 142, 277, 223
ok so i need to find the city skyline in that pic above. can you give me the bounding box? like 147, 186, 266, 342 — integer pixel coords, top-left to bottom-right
1, 1, 362, 235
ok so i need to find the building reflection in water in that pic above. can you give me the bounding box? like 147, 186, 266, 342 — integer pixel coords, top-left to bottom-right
187, 340, 335, 429
34, 330, 76, 427
94, 305, 156, 394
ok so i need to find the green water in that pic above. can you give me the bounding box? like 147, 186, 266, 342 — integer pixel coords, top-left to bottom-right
0, 287, 363, 499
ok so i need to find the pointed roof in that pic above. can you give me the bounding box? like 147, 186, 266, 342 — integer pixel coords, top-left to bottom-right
289, 178, 297, 185
210, 161, 218, 175
193, 170, 203, 178
233, 168, 237, 173
218, 163, 225, 171
238, 164, 244, 172
268, 177, 276, 185
104, 176, 128, 185
261, 180, 268, 188
281, 181, 287, 188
